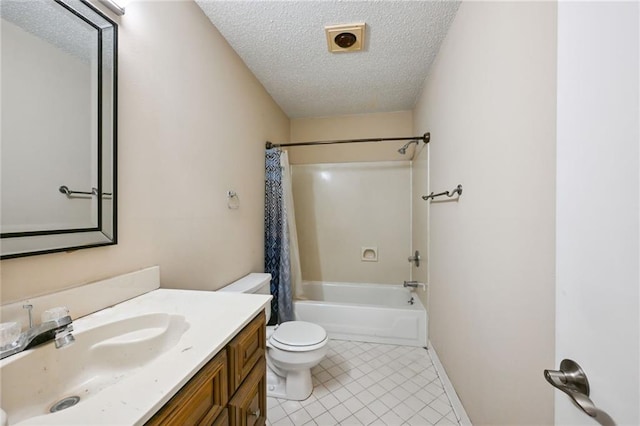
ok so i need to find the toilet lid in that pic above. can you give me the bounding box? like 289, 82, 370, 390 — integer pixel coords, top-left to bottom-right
271, 321, 327, 347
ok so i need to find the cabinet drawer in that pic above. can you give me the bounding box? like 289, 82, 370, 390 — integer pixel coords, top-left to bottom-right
227, 312, 265, 395
146, 350, 228, 426
228, 357, 266, 426
212, 408, 229, 426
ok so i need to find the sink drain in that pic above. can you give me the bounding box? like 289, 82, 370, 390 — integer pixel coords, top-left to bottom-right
50, 396, 80, 413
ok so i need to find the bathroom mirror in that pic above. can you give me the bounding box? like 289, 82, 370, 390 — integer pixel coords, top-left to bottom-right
0, 0, 117, 259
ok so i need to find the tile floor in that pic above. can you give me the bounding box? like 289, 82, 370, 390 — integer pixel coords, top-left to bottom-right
266, 340, 460, 425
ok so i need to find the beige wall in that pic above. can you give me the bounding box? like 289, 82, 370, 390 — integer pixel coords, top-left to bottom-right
292, 162, 411, 285
288, 111, 414, 164
413, 2, 556, 425
0, 0, 289, 303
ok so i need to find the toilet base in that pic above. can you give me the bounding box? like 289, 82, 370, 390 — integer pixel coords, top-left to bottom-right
266, 363, 313, 401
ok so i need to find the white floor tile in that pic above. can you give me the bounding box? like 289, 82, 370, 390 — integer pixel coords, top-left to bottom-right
324, 378, 343, 392
406, 413, 435, 426
271, 416, 294, 426
327, 364, 345, 377
300, 393, 318, 407
289, 408, 312, 425
419, 405, 445, 424
391, 401, 415, 421
320, 358, 336, 369
265, 340, 460, 426
342, 395, 365, 414
378, 409, 404, 426
344, 380, 365, 395
353, 406, 378, 425
404, 394, 429, 412
316, 370, 333, 383
355, 389, 376, 406
331, 386, 352, 401
445, 411, 459, 423
357, 374, 375, 388
378, 377, 398, 392
437, 416, 459, 425
314, 411, 338, 425
305, 400, 328, 418
367, 383, 387, 398
268, 405, 288, 423
335, 372, 354, 386
367, 399, 390, 417
415, 388, 439, 405
425, 381, 445, 397
389, 385, 411, 400
399, 380, 421, 394
378, 392, 401, 410
329, 403, 352, 422
280, 400, 303, 416
341, 415, 364, 425
312, 384, 331, 399
429, 398, 453, 416
318, 393, 341, 410
267, 397, 280, 410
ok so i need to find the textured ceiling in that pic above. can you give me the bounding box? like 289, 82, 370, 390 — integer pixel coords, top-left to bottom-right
196, 1, 460, 118
1, 0, 115, 63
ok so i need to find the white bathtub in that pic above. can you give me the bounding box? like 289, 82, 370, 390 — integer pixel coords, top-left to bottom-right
294, 281, 428, 347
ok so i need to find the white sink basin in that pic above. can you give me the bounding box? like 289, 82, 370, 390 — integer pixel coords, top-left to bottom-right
0, 313, 188, 425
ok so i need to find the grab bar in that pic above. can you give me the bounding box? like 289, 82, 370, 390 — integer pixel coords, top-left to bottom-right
423, 184, 462, 201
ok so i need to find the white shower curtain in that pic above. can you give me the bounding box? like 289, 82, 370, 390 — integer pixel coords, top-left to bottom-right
280, 151, 304, 301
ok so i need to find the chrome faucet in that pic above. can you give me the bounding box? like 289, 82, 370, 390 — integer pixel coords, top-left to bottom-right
0, 315, 75, 360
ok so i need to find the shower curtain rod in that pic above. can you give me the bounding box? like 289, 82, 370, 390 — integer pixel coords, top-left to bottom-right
265, 132, 430, 149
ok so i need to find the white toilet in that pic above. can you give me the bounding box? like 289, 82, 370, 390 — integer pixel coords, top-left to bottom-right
219, 273, 328, 400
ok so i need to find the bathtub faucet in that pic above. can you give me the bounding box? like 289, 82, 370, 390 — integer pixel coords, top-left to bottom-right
403, 281, 426, 290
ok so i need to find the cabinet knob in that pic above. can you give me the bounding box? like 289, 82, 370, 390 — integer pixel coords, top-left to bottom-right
249, 408, 260, 418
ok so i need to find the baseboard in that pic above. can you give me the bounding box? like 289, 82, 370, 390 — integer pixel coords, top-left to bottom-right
427, 340, 472, 425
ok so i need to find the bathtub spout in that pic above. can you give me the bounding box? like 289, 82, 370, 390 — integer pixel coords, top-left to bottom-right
403, 281, 426, 290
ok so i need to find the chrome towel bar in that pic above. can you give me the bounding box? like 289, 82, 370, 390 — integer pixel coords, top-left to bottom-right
422, 184, 462, 201
59, 185, 113, 199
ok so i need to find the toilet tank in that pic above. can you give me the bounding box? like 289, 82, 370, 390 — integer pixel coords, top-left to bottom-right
218, 273, 272, 321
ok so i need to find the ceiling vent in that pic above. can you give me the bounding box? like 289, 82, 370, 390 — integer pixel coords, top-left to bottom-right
325, 23, 365, 53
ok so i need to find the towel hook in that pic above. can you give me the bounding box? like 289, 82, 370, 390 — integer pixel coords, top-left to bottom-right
227, 190, 239, 209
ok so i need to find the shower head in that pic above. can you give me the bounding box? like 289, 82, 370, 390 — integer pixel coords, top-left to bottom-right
397, 140, 418, 155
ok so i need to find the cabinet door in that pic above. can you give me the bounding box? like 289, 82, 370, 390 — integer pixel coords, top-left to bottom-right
146, 350, 228, 426
227, 312, 266, 395
228, 358, 267, 426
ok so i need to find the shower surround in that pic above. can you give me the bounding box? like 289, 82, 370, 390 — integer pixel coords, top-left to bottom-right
291, 161, 411, 285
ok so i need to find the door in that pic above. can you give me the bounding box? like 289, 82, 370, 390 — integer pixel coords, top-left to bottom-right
556, 2, 639, 424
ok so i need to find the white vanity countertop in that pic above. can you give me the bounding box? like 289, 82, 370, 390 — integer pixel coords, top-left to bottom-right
10, 289, 272, 426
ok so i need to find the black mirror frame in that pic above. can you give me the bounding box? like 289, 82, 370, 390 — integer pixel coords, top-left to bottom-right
0, 0, 118, 259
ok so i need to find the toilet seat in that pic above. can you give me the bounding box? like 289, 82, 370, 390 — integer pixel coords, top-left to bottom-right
269, 321, 328, 352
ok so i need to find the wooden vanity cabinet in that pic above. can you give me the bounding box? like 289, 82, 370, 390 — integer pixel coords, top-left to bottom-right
145, 350, 228, 425
228, 357, 267, 426
146, 312, 266, 426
